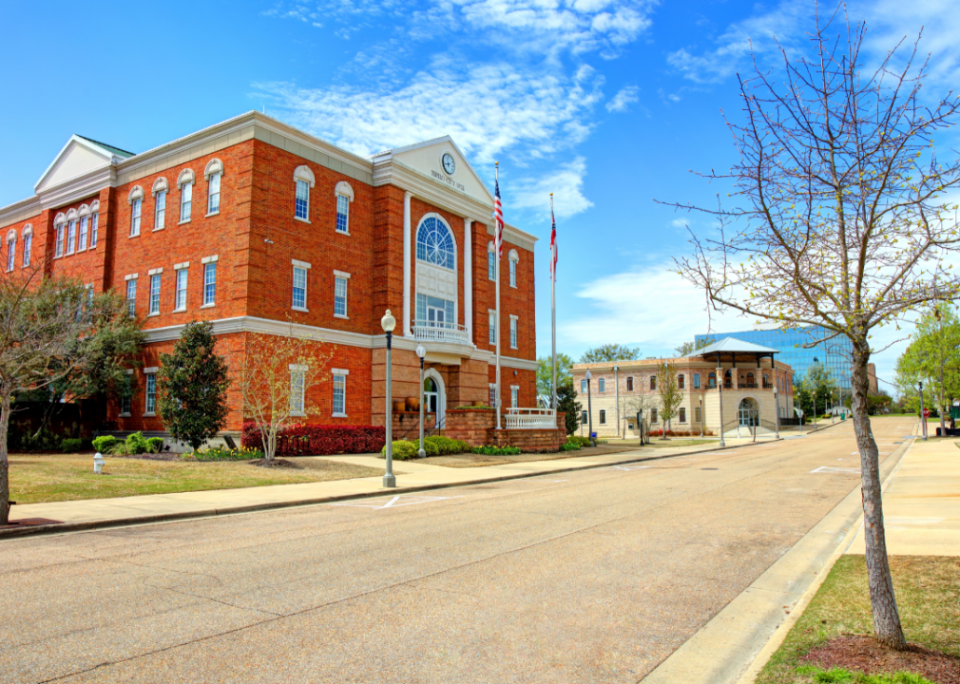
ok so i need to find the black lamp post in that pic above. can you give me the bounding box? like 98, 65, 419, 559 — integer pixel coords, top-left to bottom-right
919, 380, 927, 441
381, 310, 397, 487
416, 344, 426, 458
585, 370, 595, 447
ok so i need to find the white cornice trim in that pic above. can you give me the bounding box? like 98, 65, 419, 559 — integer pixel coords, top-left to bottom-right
0, 196, 42, 229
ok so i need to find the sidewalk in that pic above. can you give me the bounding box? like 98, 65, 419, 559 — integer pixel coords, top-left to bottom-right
1, 436, 770, 539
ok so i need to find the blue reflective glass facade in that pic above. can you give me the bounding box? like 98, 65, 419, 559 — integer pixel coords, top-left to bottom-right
695, 326, 852, 391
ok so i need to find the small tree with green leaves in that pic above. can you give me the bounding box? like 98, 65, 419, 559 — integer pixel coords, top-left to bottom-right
158, 321, 231, 451
655, 362, 683, 439
674, 338, 715, 357
537, 352, 574, 401
556, 380, 581, 435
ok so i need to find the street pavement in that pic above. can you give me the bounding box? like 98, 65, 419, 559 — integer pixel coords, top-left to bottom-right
0, 417, 914, 684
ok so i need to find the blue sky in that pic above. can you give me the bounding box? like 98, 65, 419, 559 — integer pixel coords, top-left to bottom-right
1, 0, 956, 392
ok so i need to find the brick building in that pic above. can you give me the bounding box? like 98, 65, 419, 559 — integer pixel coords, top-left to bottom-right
0, 112, 539, 439
572, 338, 795, 439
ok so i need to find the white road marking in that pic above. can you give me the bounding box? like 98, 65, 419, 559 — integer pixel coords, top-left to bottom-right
811, 466, 861, 474
329, 495, 462, 510
609, 465, 654, 471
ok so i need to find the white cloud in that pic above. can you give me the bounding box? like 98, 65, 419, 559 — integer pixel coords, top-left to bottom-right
512, 156, 593, 219
606, 85, 639, 112
256, 61, 603, 163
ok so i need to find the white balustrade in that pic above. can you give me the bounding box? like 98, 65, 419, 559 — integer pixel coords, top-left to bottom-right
411, 320, 471, 345
504, 407, 557, 429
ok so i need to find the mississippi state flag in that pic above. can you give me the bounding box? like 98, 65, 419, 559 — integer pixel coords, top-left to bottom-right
494, 176, 504, 259
550, 203, 558, 282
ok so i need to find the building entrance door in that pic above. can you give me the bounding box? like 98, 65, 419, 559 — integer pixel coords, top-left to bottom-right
427, 303, 446, 328
424, 374, 446, 428
738, 398, 758, 437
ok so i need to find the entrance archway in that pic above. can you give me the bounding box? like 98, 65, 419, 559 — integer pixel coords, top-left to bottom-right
738, 397, 759, 437
423, 369, 446, 428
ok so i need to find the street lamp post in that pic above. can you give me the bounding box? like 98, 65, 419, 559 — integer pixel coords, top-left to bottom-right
774, 384, 780, 439
585, 370, 595, 447
699, 395, 703, 439
717, 364, 726, 448
919, 380, 927, 441
381, 310, 397, 488
416, 344, 426, 458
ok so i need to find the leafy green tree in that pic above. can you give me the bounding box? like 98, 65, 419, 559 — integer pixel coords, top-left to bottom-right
796, 363, 838, 421
556, 380, 581, 435
579, 343, 641, 363
158, 321, 231, 451
654, 362, 683, 438
537, 353, 574, 400
894, 306, 960, 435
674, 337, 715, 357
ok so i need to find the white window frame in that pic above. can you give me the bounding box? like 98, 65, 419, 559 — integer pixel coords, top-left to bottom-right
679, 407, 687, 423
201, 256, 218, 308
174, 264, 189, 312
509, 315, 518, 349
90, 202, 99, 248
66, 218, 77, 255
598, 377, 605, 393
205, 159, 223, 216
289, 364, 307, 417
125, 274, 138, 318
508, 249, 518, 288
292, 260, 311, 312
178, 169, 195, 224
293, 166, 315, 222
77, 215, 88, 252
54, 214, 66, 258
487, 242, 495, 280
510, 385, 519, 409
489, 383, 498, 409
334, 181, 354, 234
120, 369, 133, 416
129, 186, 144, 237
148, 270, 162, 316
599, 409, 607, 425
21, 225, 32, 267
332, 368, 349, 417
334, 270, 350, 319
488, 310, 496, 345
144, 370, 158, 416
155, 190, 166, 231
5, 231, 16, 272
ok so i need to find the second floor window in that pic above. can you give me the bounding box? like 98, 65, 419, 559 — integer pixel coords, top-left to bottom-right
180, 182, 193, 222
510, 317, 517, 348
145, 373, 157, 414
650, 376, 657, 391
126, 279, 137, 317
295, 179, 310, 220
598, 378, 606, 393
207, 173, 221, 214
334, 275, 348, 317
55, 221, 65, 257
91, 212, 99, 247
488, 311, 496, 345
678, 374, 685, 389
679, 407, 686, 422
581, 378, 587, 394
130, 200, 141, 237
293, 266, 308, 310
23, 231, 31, 266
203, 263, 217, 306
694, 373, 701, 389
488, 248, 495, 280
155, 191, 166, 230
66, 220, 77, 254
175, 269, 188, 310
6, 236, 15, 272
149, 274, 161, 315
626, 376, 634, 391
78, 216, 88, 250
509, 256, 517, 287
336, 194, 349, 233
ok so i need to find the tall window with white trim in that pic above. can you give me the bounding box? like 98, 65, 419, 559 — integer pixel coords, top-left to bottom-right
175, 269, 188, 310
336, 194, 349, 233
511, 385, 518, 409
130, 199, 141, 237
332, 373, 346, 415
126, 278, 137, 317
54, 217, 65, 258
22, 227, 32, 267
78, 215, 88, 251
178, 169, 195, 222
487, 243, 495, 280
508, 250, 518, 288
149, 274, 161, 315
205, 159, 223, 215
6, 233, 15, 272
145, 373, 157, 414
155, 190, 166, 230
510, 316, 518, 349
90, 210, 99, 248
488, 311, 496, 345
289, 367, 306, 415
66, 220, 77, 255
292, 265, 308, 310
334, 275, 348, 317
295, 180, 310, 220
203, 262, 217, 306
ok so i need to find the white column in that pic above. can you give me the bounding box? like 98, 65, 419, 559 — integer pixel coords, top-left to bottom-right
403, 191, 413, 337
464, 217, 473, 344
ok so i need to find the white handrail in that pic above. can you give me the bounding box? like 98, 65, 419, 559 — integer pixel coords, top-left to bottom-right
411, 320, 470, 345
504, 407, 557, 429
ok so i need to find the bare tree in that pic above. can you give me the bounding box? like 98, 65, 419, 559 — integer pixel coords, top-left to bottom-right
0, 266, 130, 524
238, 329, 330, 463
665, 13, 960, 648
655, 362, 683, 439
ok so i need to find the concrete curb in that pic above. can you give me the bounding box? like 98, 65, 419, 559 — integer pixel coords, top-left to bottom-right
639, 427, 914, 684
733, 424, 918, 684
0, 439, 776, 541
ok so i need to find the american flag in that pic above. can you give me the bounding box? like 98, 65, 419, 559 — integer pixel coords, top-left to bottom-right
494, 175, 503, 259
550, 201, 558, 282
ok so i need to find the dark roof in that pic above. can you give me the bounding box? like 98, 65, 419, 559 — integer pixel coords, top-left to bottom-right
78, 135, 136, 158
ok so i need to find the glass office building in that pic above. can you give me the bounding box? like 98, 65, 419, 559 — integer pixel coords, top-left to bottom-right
695, 326, 853, 392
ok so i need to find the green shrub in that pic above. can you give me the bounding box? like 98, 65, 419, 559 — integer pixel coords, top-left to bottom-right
17, 427, 62, 452
472, 445, 522, 456
424, 435, 472, 455
146, 437, 164, 453
560, 441, 582, 451
567, 436, 592, 448
92, 435, 118, 453
380, 440, 419, 460
126, 431, 151, 454
188, 446, 263, 461
60, 438, 84, 453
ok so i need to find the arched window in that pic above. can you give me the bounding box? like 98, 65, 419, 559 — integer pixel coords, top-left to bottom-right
763, 374, 770, 388
178, 169, 195, 222
152, 177, 169, 231
487, 241, 495, 280
21, 224, 32, 267
6, 230, 16, 272
128, 186, 144, 237
90, 200, 100, 248
65, 208, 78, 255
678, 374, 685, 389
335, 181, 353, 233
416, 216, 455, 270
508, 249, 519, 288
293, 166, 314, 221
77, 204, 90, 251
708, 372, 716, 388
724, 369, 732, 388
54, 213, 66, 258
626, 376, 634, 391
650, 376, 656, 390
746, 372, 755, 387
204, 158, 223, 215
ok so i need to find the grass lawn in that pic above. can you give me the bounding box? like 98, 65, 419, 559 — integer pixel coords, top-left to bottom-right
757, 555, 959, 684
9, 453, 384, 504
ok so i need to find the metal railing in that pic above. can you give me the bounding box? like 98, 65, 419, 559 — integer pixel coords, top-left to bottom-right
411, 320, 471, 345
505, 407, 557, 429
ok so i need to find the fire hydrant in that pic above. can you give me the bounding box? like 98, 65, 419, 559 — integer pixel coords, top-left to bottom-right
93, 452, 105, 475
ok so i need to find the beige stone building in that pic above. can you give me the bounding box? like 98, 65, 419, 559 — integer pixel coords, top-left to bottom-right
571, 338, 795, 439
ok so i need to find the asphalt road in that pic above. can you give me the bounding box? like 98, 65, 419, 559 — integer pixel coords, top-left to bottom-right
0, 417, 914, 684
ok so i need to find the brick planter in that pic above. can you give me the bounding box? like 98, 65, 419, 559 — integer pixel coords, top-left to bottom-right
444, 408, 567, 453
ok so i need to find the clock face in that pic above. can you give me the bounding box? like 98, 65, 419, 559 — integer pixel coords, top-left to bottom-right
441, 153, 456, 175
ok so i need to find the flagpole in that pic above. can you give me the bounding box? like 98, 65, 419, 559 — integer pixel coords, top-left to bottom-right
495, 162, 502, 430
551, 193, 557, 412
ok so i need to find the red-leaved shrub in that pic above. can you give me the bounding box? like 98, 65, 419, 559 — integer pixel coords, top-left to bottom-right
241, 422, 386, 456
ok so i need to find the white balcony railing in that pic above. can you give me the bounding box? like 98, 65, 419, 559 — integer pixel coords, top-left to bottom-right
505, 407, 557, 430
411, 320, 471, 345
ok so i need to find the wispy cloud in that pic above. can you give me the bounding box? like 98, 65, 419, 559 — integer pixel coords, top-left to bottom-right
256, 61, 603, 163
606, 85, 639, 112
512, 156, 593, 219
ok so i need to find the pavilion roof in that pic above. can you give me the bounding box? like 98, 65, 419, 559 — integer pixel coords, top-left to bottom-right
694, 337, 779, 356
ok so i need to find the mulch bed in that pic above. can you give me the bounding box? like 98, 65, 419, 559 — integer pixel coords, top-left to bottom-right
801, 635, 960, 684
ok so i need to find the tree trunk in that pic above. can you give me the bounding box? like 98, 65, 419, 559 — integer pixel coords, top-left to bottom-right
851, 342, 907, 650
0, 391, 12, 525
